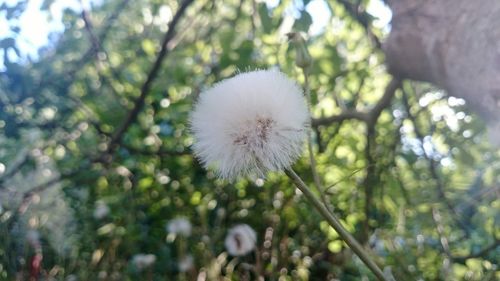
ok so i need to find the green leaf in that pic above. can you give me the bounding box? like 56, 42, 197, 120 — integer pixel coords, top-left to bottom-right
139, 177, 154, 190
141, 39, 156, 57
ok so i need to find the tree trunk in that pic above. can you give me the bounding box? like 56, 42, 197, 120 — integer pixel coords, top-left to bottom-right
383, 0, 500, 145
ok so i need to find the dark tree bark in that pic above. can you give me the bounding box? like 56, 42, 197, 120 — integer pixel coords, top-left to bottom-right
383, 0, 500, 145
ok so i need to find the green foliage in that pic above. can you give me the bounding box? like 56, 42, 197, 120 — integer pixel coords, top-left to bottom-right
0, 0, 498, 280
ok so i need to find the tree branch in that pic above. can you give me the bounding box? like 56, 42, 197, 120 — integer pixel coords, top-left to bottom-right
312, 78, 401, 242
312, 110, 369, 126
107, 0, 195, 154
334, 0, 382, 49
39, 0, 131, 90
313, 78, 401, 127
452, 238, 500, 264
0, 151, 30, 185
123, 145, 191, 157
368, 79, 401, 125
80, 8, 120, 93
401, 88, 471, 236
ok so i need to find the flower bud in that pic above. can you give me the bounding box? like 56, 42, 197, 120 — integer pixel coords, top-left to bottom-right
287, 32, 312, 71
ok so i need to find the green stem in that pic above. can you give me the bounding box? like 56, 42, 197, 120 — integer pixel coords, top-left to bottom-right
285, 168, 387, 281
303, 71, 323, 191
302, 69, 332, 212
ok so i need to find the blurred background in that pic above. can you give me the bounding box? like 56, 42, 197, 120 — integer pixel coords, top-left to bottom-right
0, 0, 498, 280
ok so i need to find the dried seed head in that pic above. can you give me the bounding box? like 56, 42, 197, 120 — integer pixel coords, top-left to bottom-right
191, 69, 308, 180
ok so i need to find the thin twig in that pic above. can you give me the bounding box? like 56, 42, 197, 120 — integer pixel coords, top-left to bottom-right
361, 122, 377, 242
313, 79, 401, 127
312, 110, 369, 126
360, 79, 401, 241
324, 167, 365, 195
302, 69, 328, 205
123, 145, 190, 157
431, 207, 453, 277
79, 5, 122, 97
38, 0, 131, 90
0, 151, 30, 185
452, 238, 500, 263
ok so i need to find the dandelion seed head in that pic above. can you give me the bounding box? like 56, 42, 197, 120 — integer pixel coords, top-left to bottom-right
178, 255, 194, 272
191, 69, 308, 180
93, 201, 110, 220
167, 217, 192, 237
224, 224, 257, 256
26, 230, 41, 249
131, 254, 156, 271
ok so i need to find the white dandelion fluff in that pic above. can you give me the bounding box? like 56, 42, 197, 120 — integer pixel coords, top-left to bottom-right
178, 254, 194, 272
26, 230, 42, 250
93, 201, 110, 220
167, 217, 192, 237
131, 254, 156, 271
191, 69, 309, 180
224, 224, 257, 256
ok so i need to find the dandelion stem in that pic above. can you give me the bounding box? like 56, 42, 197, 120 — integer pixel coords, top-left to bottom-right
285, 168, 388, 281
302, 69, 332, 212
303, 71, 323, 191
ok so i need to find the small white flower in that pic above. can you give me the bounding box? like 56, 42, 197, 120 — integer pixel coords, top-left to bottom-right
167, 217, 192, 237
98, 271, 107, 279
224, 224, 257, 256
191, 69, 309, 180
178, 255, 194, 272
383, 266, 397, 281
26, 230, 41, 249
93, 201, 110, 220
393, 236, 405, 249
131, 254, 156, 271
65, 274, 77, 281
369, 231, 385, 255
